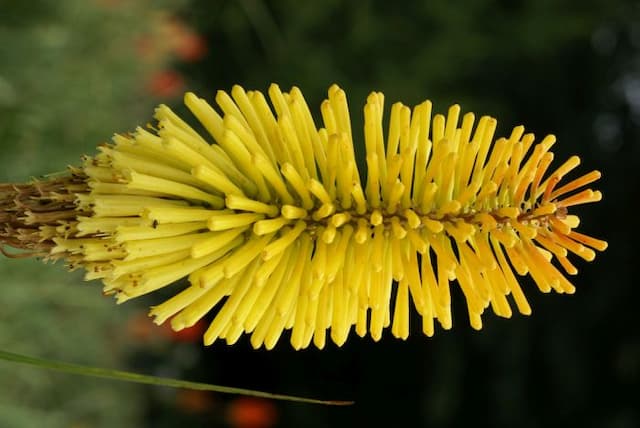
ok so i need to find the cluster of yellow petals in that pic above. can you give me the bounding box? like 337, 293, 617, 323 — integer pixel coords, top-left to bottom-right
48, 84, 606, 349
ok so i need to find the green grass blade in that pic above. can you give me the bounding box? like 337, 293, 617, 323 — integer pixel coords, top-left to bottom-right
0, 349, 353, 406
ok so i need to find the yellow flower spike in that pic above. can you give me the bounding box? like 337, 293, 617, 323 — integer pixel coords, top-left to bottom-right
1, 84, 606, 349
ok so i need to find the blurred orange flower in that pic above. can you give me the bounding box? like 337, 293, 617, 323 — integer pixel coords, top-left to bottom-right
227, 397, 278, 428
163, 16, 208, 62
126, 311, 206, 343
165, 318, 208, 343
147, 70, 185, 98
133, 14, 207, 65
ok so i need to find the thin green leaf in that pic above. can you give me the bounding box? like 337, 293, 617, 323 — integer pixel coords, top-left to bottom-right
0, 349, 353, 406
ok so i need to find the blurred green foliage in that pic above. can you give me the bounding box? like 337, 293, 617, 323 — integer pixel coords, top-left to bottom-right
1, 0, 639, 427
0, 0, 184, 180
0, 261, 143, 428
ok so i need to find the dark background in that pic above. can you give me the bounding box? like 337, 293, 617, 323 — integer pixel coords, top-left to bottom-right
0, 1, 637, 427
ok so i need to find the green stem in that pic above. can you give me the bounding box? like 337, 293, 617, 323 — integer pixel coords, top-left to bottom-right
0, 349, 353, 406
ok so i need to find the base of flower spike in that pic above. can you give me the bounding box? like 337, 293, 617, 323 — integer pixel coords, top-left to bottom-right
0, 84, 607, 349
0, 171, 90, 262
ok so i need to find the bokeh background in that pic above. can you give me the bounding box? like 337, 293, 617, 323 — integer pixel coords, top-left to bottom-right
0, 1, 637, 427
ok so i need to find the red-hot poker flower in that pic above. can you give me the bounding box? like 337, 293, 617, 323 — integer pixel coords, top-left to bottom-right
0, 84, 607, 349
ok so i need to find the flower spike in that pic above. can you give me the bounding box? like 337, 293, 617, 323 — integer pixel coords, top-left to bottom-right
0, 84, 606, 349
